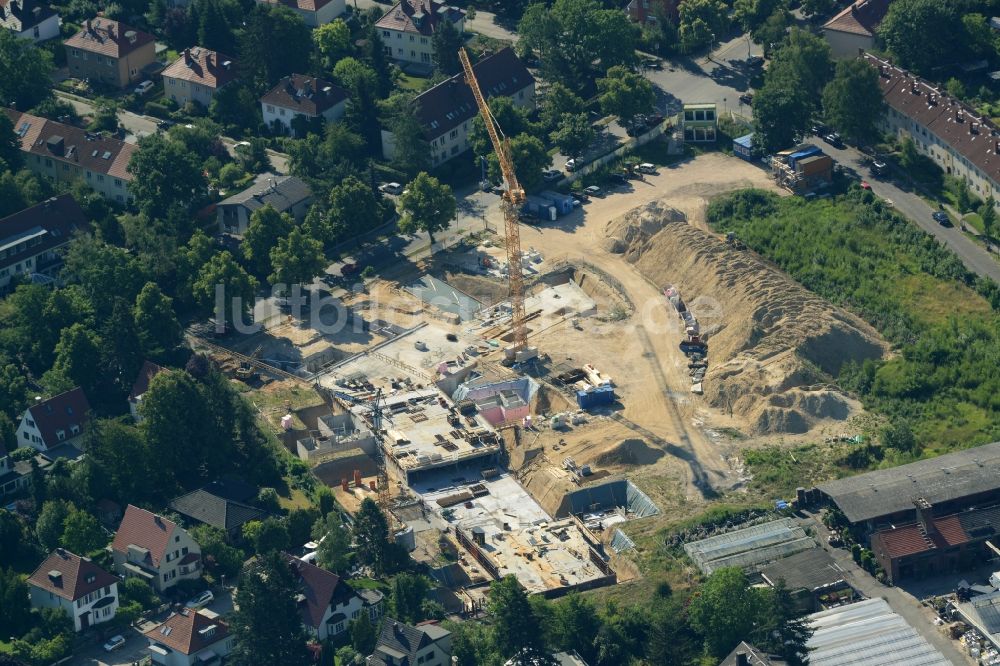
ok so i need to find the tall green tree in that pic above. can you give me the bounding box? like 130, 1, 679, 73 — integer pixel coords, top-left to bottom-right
127, 133, 208, 221
87, 420, 152, 503
432, 18, 463, 75
822, 58, 883, 144
0, 567, 32, 638
391, 573, 430, 624
36, 500, 72, 552
0, 112, 23, 171
487, 134, 550, 193
352, 498, 388, 575
269, 227, 325, 287
548, 594, 600, 664
133, 282, 182, 357
678, 0, 729, 53
43, 324, 102, 396
350, 613, 377, 655
192, 251, 258, 328
98, 298, 144, 404
140, 370, 212, 495
313, 514, 352, 573
488, 575, 548, 661
241, 205, 294, 279
61, 507, 105, 554
468, 96, 533, 157
981, 197, 996, 241
597, 65, 655, 124
550, 113, 595, 162
382, 93, 430, 177
238, 4, 312, 92
326, 175, 381, 241
540, 83, 584, 132
0, 29, 53, 110
397, 172, 456, 246
689, 567, 768, 659
314, 19, 350, 70
754, 581, 812, 666
232, 553, 311, 666
878, 0, 964, 75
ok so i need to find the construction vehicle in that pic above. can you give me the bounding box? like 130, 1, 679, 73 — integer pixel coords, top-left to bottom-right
725, 232, 746, 250
459, 48, 538, 364
235, 344, 262, 382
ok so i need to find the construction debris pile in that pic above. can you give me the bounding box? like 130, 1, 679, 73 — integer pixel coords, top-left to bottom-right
664, 285, 707, 395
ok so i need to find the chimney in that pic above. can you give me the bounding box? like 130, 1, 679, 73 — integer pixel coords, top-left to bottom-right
48, 570, 63, 587
84, 18, 91, 33
126, 29, 136, 45
107, 22, 114, 38
154, 514, 163, 527
914, 497, 936, 536
183, 48, 192, 65
736, 653, 750, 666
32, 6, 40, 17
956, 110, 965, 123
994, 140, 1000, 153
928, 93, 937, 106
56, 547, 66, 557
971, 122, 979, 135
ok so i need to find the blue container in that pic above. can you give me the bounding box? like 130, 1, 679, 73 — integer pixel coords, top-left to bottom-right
540, 190, 575, 215
577, 386, 615, 409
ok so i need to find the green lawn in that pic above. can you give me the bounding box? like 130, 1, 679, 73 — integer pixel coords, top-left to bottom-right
396, 73, 430, 92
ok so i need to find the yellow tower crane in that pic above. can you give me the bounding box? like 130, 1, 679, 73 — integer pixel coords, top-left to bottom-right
459, 47, 534, 360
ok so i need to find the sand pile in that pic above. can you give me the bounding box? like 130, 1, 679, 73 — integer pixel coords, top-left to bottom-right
606, 200, 886, 435
594, 438, 665, 467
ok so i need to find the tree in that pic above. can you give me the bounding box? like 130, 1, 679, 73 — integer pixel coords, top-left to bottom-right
678, 0, 729, 53
800, 0, 834, 16
754, 581, 812, 665
597, 65, 655, 124
61, 507, 105, 554
956, 177, 975, 214
269, 227, 325, 286
43, 323, 102, 395
382, 94, 430, 177
241, 205, 294, 279
391, 573, 430, 624
190, 524, 245, 579
98, 298, 144, 405
239, 4, 312, 92
140, 370, 212, 495
548, 594, 600, 664
62, 237, 146, 319
397, 172, 456, 246
210, 83, 262, 134
754, 8, 791, 56
127, 133, 208, 220
487, 134, 550, 193
232, 553, 311, 666
36, 500, 72, 552
468, 96, 533, 157
432, 18, 463, 75
822, 58, 884, 144
286, 507, 319, 548
247, 517, 290, 555
313, 514, 352, 573
350, 613, 377, 655
540, 83, 584, 132
0, 112, 23, 171
770, 28, 832, 101
90, 97, 120, 133
0, 567, 32, 639
88, 420, 152, 504
881, 419, 917, 453
327, 175, 381, 241
689, 567, 768, 659
192, 251, 259, 327
352, 498, 389, 574
314, 19, 350, 69
488, 575, 548, 661
0, 29, 53, 110
133, 282, 182, 357
122, 577, 158, 611
878, 0, 963, 75
550, 113, 594, 162
982, 197, 997, 241
733, 0, 784, 34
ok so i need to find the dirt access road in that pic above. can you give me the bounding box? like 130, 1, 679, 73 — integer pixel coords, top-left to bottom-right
508, 154, 784, 499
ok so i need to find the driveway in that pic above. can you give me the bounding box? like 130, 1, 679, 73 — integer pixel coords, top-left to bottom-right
352, 0, 517, 42
819, 141, 1000, 284
69, 628, 148, 666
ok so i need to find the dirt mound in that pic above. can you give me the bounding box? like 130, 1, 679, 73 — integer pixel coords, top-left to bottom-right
606, 199, 887, 435
594, 438, 665, 467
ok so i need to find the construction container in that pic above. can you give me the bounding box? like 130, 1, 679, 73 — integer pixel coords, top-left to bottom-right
577, 385, 615, 410
523, 195, 557, 221
540, 190, 575, 215
797, 154, 833, 177
787, 145, 821, 170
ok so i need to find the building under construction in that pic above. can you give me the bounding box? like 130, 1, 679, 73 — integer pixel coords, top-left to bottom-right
771, 144, 833, 193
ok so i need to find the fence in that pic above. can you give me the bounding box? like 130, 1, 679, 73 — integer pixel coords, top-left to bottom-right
563, 119, 678, 185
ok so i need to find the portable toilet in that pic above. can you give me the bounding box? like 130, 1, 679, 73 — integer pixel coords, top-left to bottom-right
540, 190, 575, 215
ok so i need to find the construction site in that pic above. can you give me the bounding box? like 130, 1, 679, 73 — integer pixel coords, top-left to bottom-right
192, 106, 891, 599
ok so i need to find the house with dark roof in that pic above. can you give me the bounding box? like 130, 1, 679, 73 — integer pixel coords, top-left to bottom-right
0, 0, 60, 42
162, 47, 238, 108
64, 18, 156, 88
28, 548, 119, 631
381, 47, 535, 167
367, 618, 451, 666
719, 642, 787, 666
15, 387, 90, 452
6, 110, 137, 203
216, 172, 312, 235
128, 360, 166, 421
145, 608, 235, 666
261, 74, 348, 136
112, 505, 202, 592
0, 440, 51, 498
625, 0, 679, 25
759, 548, 854, 612
285, 555, 384, 641
256, 0, 344, 28
375, 0, 465, 68
168, 479, 267, 541
0, 194, 88, 290
822, 0, 891, 59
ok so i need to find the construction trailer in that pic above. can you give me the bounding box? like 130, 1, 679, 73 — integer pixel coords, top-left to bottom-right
523, 195, 557, 221
772, 144, 833, 194
540, 190, 576, 215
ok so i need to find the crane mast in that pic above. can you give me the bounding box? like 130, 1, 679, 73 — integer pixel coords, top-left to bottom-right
459, 48, 528, 353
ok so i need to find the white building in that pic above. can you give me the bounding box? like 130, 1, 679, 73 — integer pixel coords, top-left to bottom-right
367, 618, 452, 666
16, 387, 91, 453
0, 0, 59, 41
867, 52, 1000, 209
145, 608, 235, 666
822, 0, 890, 59
162, 47, 238, 108
0, 194, 88, 291
260, 74, 348, 136
27, 549, 120, 632
375, 0, 465, 67
287, 555, 384, 641
256, 0, 344, 28
381, 47, 535, 167
112, 505, 203, 593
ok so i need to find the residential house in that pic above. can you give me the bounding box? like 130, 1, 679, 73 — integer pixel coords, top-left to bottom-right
0, 0, 60, 42
27, 548, 119, 631
822, 0, 891, 59
168, 478, 268, 542
256, 0, 344, 28
381, 47, 535, 167
0, 440, 52, 498
0, 194, 88, 290
679, 102, 717, 142
216, 172, 312, 235
719, 642, 787, 666
261, 74, 348, 136
6, 110, 137, 203
128, 360, 166, 421
15, 387, 90, 453
625, 0, 679, 24
64, 18, 155, 88
162, 47, 238, 108
504, 652, 591, 666
112, 505, 202, 592
366, 618, 451, 666
145, 608, 235, 666
375, 0, 465, 67
865, 52, 1000, 209
286, 555, 384, 641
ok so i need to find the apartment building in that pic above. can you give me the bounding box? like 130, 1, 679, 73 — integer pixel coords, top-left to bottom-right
162, 47, 238, 108
375, 0, 465, 67
0, 0, 60, 42
0, 194, 88, 290
256, 0, 345, 28
64, 18, 155, 88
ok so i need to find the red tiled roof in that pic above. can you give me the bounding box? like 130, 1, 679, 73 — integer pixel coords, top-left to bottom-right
0, 194, 88, 273
873, 515, 972, 560
865, 53, 1000, 193
259, 0, 335, 12
376, 0, 464, 36
162, 47, 238, 90
28, 549, 118, 601
112, 504, 176, 567
145, 609, 229, 655
64, 18, 154, 58
823, 0, 890, 37
260, 74, 347, 117
25, 387, 91, 448
129, 361, 165, 401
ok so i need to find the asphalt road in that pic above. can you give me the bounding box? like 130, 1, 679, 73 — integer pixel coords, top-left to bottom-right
819, 140, 1000, 284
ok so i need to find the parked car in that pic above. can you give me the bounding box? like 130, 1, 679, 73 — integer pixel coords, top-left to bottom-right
608, 173, 629, 186
870, 160, 888, 177
747, 55, 764, 68
134, 80, 154, 96
933, 211, 952, 226
341, 262, 359, 277
378, 182, 403, 195
822, 132, 844, 148
638, 163, 657, 175
811, 123, 827, 136
542, 169, 562, 182
186, 590, 214, 610
156, 119, 176, 131
103, 635, 126, 652
564, 159, 579, 172
859, 181, 872, 190
739, 93, 753, 105
583, 185, 603, 197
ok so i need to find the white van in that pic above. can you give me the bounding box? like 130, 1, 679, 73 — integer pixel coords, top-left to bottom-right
638, 163, 657, 174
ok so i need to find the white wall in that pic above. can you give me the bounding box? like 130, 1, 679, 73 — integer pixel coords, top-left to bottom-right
261, 98, 346, 135
29, 581, 119, 632
16, 409, 84, 451
164, 76, 224, 109
380, 17, 465, 66
4, 14, 61, 42
823, 29, 872, 60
